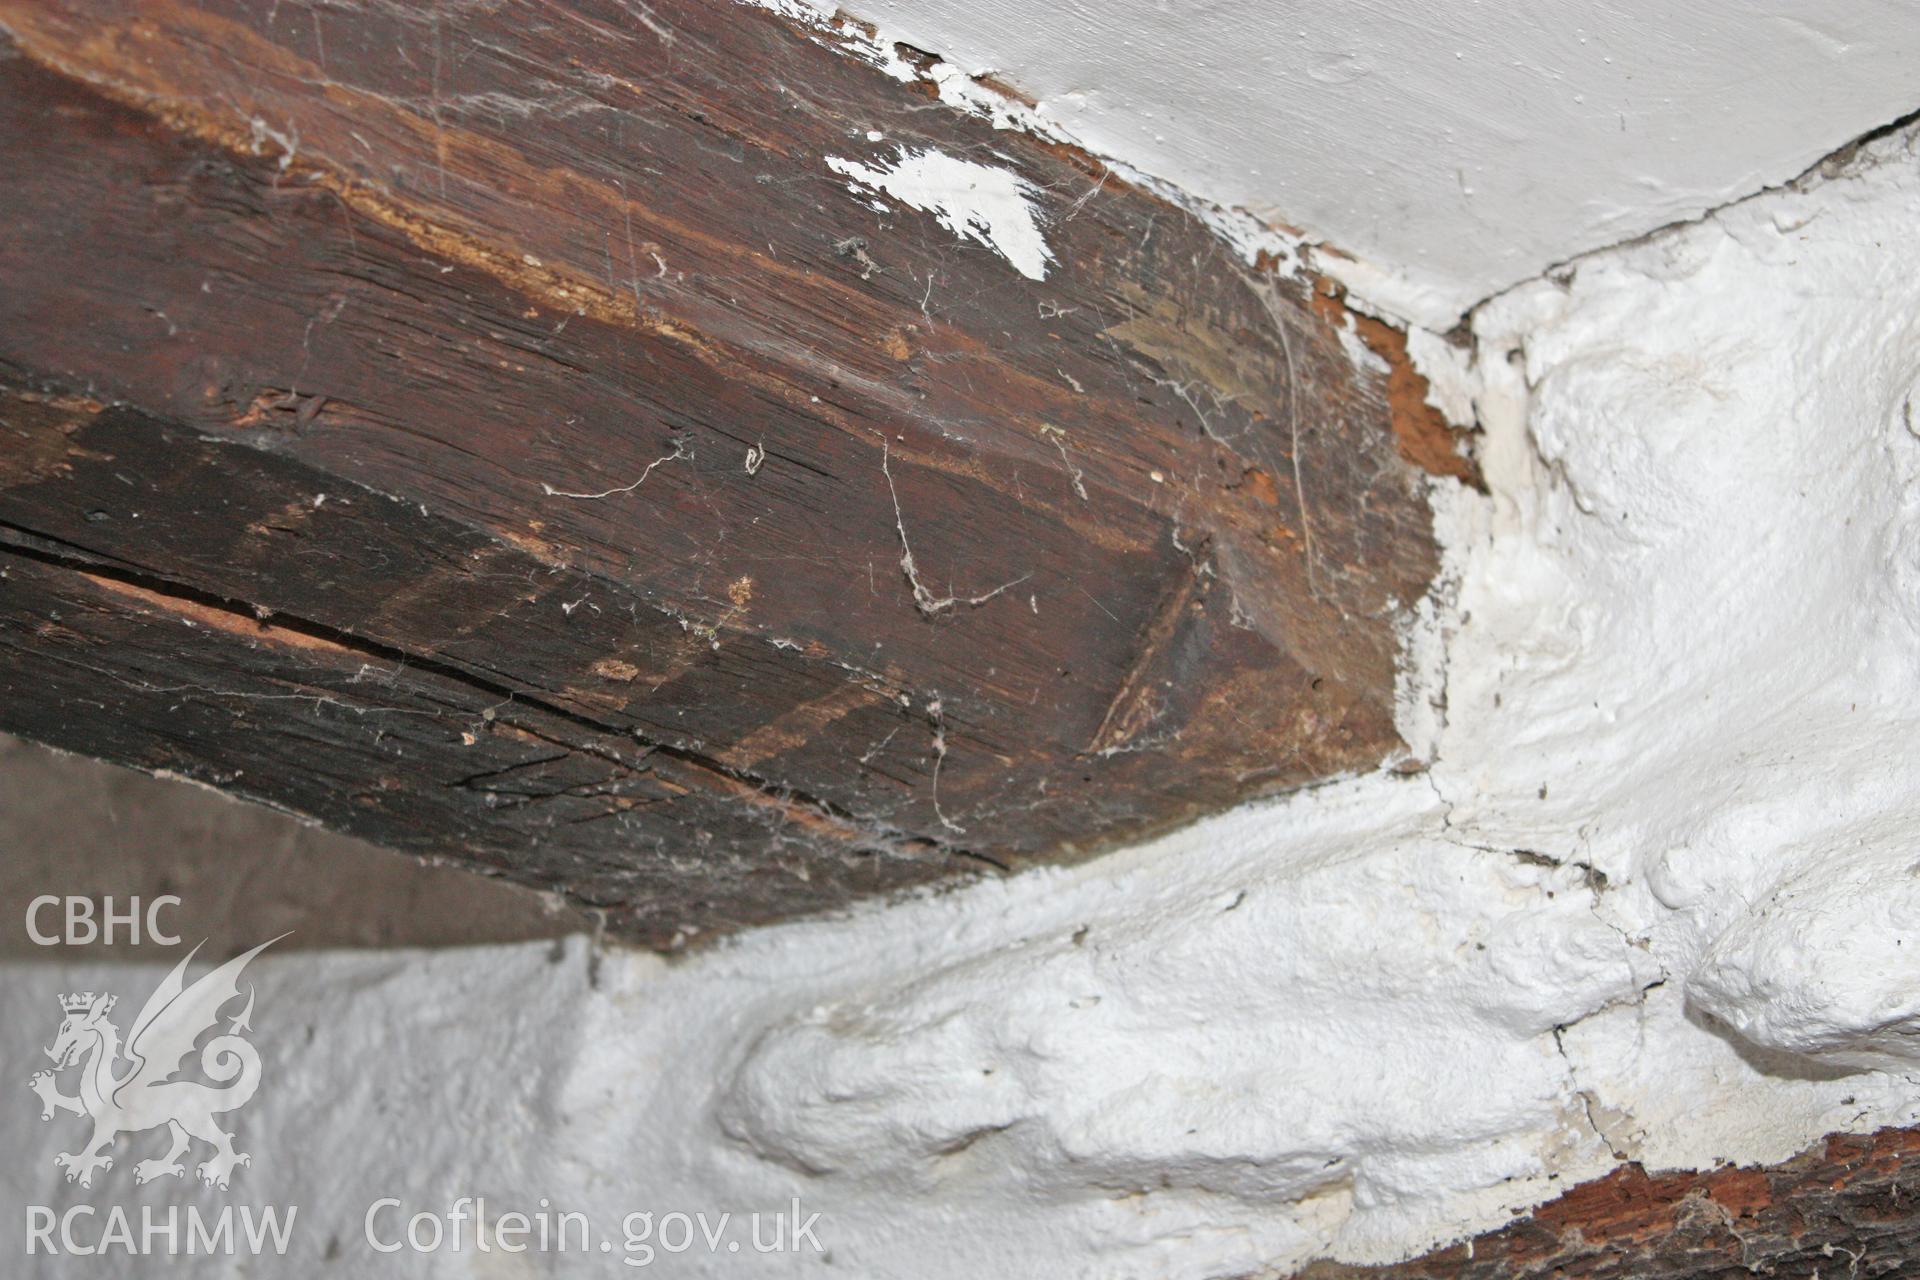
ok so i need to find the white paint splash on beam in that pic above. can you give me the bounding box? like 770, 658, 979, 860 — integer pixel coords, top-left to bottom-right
827, 147, 1054, 280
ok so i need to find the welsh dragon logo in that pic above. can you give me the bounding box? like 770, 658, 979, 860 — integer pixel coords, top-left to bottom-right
27, 936, 282, 1190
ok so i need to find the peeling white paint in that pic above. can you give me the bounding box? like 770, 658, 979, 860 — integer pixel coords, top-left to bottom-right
827, 146, 1054, 280
1332, 311, 1392, 377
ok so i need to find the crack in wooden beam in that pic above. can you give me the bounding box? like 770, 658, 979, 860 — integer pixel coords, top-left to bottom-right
0, 526, 939, 867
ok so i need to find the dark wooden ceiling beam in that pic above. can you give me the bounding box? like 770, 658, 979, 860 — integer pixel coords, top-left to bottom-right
0, 1, 1450, 942
1301, 1126, 1920, 1280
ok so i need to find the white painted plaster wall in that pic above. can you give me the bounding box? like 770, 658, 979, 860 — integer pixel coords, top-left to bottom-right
798, 0, 1920, 326
8, 118, 1920, 1276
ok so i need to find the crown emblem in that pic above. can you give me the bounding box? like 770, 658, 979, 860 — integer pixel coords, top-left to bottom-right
59, 992, 113, 1015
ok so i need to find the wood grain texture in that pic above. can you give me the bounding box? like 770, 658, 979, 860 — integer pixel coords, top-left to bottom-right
1298, 1126, 1920, 1280
0, 1, 1444, 941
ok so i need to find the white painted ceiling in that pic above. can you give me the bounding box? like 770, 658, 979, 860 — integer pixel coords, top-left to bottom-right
840, 0, 1920, 325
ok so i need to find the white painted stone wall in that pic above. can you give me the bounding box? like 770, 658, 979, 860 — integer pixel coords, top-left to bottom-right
8, 116, 1920, 1277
